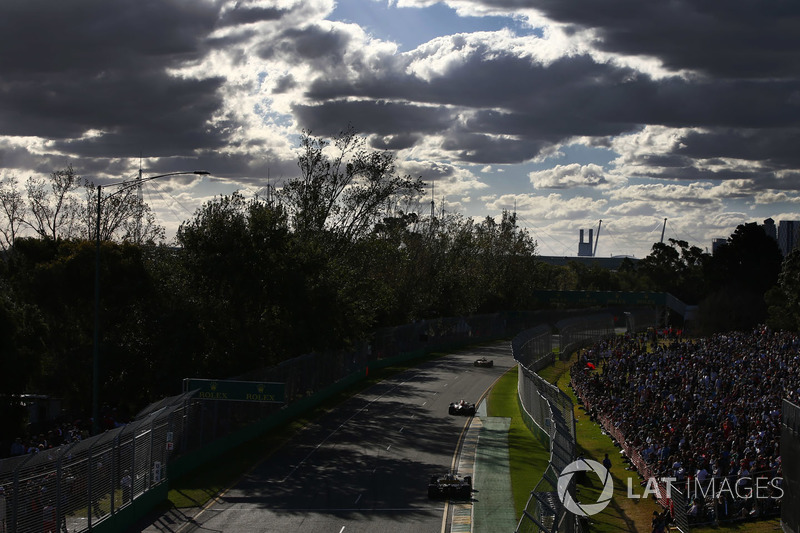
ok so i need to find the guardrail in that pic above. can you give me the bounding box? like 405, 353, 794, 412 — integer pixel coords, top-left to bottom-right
513, 313, 615, 533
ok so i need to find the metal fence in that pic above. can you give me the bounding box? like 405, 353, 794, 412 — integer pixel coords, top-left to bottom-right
514, 315, 618, 533
783, 399, 800, 533
556, 314, 616, 356
514, 312, 640, 533
512, 324, 555, 371
0, 391, 194, 533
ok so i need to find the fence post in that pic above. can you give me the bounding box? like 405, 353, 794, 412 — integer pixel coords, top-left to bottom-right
87, 445, 93, 530
56, 447, 65, 531
111, 434, 118, 516
11, 453, 33, 533
148, 417, 155, 490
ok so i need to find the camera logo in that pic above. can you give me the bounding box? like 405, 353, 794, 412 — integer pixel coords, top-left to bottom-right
557, 459, 614, 516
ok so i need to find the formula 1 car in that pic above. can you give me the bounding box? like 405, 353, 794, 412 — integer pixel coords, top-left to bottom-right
449, 399, 476, 416
474, 357, 494, 368
428, 472, 473, 500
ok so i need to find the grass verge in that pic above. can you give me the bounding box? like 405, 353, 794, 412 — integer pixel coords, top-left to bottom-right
486, 366, 551, 517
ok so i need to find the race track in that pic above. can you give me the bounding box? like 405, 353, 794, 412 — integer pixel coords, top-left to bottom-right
175, 341, 515, 533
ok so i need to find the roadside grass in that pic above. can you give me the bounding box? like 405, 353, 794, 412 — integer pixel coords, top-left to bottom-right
497, 353, 659, 531
486, 366, 551, 517
166, 350, 459, 509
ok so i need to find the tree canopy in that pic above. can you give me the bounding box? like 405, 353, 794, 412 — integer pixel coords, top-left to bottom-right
0, 128, 797, 445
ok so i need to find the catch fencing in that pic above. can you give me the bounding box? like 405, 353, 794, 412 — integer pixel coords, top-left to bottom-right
0, 311, 540, 532
514, 313, 615, 533
783, 399, 800, 533
0, 391, 195, 533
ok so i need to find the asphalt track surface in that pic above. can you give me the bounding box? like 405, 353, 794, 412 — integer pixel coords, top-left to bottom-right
160, 342, 515, 533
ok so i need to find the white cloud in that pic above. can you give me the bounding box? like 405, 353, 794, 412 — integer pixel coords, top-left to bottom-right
529, 163, 609, 189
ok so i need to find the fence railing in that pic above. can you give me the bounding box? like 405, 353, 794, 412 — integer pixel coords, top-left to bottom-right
514, 313, 617, 533
0, 391, 194, 533
782, 399, 800, 533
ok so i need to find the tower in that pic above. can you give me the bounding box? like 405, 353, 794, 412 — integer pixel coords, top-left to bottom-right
578, 228, 594, 256
778, 220, 800, 257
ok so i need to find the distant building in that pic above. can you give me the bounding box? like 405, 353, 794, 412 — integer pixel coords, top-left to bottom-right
711, 238, 727, 255
778, 220, 800, 257
578, 229, 594, 257
763, 218, 777, 241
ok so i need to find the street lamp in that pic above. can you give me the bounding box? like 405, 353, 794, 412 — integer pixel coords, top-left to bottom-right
92, 170, 210, 435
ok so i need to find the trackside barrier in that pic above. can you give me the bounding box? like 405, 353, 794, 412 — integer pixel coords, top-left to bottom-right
0, 391, 193, 533
783, 399, 800, 533
514, 313, 615, 533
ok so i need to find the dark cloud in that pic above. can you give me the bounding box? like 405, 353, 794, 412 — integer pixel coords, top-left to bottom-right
292, 100, 457, 137
369, 133, 423, 151
4, 0, 800, 196
0, 0, 231, 158
441, 129, 549, 164
259, 24, 353, 68
305, 32, 800, 175
219, 5, 287, 26
674, 128, 800, 168
0, 1, 219, 77
468, 0, 800, 79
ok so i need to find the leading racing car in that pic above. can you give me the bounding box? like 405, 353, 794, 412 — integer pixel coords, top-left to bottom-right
428, 472, 473, 500
474, 357, 494, 368
449, 399, 476, 416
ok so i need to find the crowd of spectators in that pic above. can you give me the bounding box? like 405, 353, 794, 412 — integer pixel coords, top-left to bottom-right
572, 326, 798, 523
5, 408, 126, 460
7, 422, 87, 458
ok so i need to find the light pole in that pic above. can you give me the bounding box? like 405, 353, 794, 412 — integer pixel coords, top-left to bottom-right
92, 170, 210, 435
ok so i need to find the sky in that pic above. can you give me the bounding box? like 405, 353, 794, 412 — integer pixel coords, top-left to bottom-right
2, 0, 800, 258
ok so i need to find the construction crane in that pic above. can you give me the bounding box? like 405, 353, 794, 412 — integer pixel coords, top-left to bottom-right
593, 219, 602, 257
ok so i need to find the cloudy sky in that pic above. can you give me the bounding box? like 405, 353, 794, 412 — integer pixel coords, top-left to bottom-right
2, 0, 800, 258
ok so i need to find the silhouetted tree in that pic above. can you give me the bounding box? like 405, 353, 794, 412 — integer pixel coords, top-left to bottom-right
766, 249, 800, 331
699, 222, 782, 332
279, 128, 424, 247
0, 175, 25, 252
637, 238, 710, 303
24, 165, 82, 241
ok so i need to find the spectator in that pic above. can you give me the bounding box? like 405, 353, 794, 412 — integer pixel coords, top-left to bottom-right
9, 438, 25, 457
0, 485, 6, 533
121, 470, 132, 503
572, 327, 797, 522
